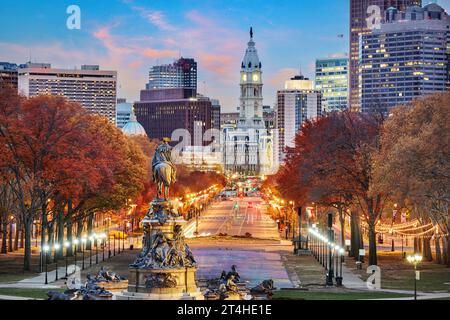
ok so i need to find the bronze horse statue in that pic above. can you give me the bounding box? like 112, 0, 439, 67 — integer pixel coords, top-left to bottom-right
152, 138, 177, 200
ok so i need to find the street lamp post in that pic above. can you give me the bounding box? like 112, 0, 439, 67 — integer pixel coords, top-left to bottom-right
113, 235, 116, 256
407, 254, 423, 300
64, 241, 70, 279
108, 232, 111, 258
336, 247, 344, 286
89, 235, 94, 267
43, 245, 50, 284
100, 233, 106, 261
326, 213, 334, 286
95, 235, 99, 264
73, 239, 79, 273
54, 243, 60, 281
81, 237, 87, 270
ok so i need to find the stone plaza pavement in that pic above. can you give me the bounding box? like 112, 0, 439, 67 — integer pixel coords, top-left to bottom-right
191, 241, 296, 289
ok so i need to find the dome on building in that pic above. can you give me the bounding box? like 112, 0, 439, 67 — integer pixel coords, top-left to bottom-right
122, 108, 147, 136
424, 3, 445, 20
424, 3, 444, 13
241, 27, 261, 71
385, 7, 399, 22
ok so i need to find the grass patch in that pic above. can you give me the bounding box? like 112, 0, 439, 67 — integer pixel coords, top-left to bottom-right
0, 288, 63, 299
273, 290, 412, 300
345, 251, 450, 292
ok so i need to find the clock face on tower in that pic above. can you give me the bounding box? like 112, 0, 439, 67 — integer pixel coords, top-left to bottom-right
252, 74, 259, 82
242, 74, 247, 81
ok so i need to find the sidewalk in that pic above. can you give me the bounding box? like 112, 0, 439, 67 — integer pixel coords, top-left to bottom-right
0, 249, 115, 288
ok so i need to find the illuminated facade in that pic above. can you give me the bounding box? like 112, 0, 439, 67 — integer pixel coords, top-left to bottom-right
276, 76, 322, 162
0, 62, 18, 90
361, 3, 449, 114
18, 63, 117, 123
315, 57, 349, 112
135, 88, 213, 146
349, 0, 422, 111
223, 28, 276, 175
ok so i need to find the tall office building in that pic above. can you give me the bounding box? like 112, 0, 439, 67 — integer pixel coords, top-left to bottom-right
146, 57, 197, 91
210, 99, 221, 132
18, 63, 117, 123
223, 28, 275, 175
134, 88, 212, 146
263, 105, 276, 130
116, 102, 133, 129
361, 3, 449, 114
349, 0, 422, 111
0, 62, 18, 90
276, 75, 322, 162
315, 57, 349, 112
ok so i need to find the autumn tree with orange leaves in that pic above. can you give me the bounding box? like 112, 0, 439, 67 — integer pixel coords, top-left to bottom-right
274, 111, 386, 265
0, 89, 148, 270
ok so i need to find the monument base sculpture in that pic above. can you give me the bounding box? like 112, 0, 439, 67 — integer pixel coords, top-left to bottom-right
114, 199, 204, 300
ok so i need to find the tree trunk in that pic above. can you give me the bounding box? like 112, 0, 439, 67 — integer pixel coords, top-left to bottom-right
338, 207, 345, 247
20, 225, 25, 249
23, 218, 33, 271
14, 222, 19, 251
435, 236, 442, 264
442, 236, 449, 265
76, 218, 84, 253
350, 211, 362, 258
367, 221, 377, 265
1, 222, 7, 254
423, 237, 433, 262
66, 220, 73, 257
47, 222, 54, 263
8, 222, 13, 252
86, 213, 94, 250
446, 236, 450, 268
57, 210, 64, 259
39, 204, 47, 272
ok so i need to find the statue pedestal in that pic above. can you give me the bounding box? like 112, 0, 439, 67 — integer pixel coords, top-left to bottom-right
127, 267, 198, 295
115, 200, 204, 300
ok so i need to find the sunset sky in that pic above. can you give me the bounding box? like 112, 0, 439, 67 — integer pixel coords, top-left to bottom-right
1, 0, 449, 111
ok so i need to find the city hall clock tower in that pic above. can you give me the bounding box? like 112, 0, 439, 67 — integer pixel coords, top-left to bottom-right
239, 27, 264, 129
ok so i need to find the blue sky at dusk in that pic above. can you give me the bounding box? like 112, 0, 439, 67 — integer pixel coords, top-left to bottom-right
1, 0, 449, 111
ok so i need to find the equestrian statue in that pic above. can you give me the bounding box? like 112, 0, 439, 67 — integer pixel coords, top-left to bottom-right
152, 138, 177, 200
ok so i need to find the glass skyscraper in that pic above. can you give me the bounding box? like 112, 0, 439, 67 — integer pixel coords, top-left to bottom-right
349, 0, 422, 111
315, 58, 349, 112
360, 3, 449, 114
146, 57, 197, 91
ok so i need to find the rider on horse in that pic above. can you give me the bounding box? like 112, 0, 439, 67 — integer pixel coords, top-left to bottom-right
151, 138, 177, 199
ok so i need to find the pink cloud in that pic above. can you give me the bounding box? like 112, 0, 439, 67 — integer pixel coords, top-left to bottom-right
131, 6, 175, 31
143, 48, 178, 59
185, 10, 215, 28
266, 68, 299, 88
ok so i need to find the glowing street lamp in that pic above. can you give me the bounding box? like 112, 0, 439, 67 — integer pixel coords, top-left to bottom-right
64, 241, 70, 278
407, 254, 423, 300
54, 243, 61, 281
